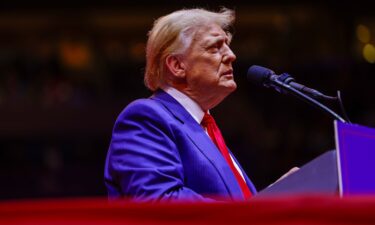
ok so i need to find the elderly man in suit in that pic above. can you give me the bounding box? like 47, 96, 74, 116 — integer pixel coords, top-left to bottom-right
104, 8, 257, 201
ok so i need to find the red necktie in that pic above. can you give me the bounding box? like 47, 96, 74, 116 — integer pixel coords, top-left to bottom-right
201, 112, 252, 199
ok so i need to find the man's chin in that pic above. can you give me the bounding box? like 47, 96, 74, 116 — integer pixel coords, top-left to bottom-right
223, 81, 237, 92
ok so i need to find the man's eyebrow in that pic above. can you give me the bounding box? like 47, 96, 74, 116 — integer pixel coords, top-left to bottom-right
205, 35, 228, 44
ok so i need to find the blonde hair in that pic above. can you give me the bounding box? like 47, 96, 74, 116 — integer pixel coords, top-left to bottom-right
144, 8, 235, 91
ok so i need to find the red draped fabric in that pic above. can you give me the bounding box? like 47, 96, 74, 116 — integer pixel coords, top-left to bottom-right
1, 196, 375, 224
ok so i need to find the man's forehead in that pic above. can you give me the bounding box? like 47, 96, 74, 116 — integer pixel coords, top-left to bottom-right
195, 24, 229, 40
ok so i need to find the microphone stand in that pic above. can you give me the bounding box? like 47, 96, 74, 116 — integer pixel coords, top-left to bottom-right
271, 78, 347, 123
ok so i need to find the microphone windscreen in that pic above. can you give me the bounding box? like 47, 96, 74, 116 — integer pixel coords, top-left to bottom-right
247, 65, 274, 86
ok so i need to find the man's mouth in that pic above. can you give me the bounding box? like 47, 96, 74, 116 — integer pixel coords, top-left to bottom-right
222, 69, 233, 76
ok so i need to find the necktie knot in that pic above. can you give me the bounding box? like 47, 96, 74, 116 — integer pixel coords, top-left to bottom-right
201, 112, 215, 128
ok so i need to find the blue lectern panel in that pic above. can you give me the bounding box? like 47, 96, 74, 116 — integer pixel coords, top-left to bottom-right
335, 121, 375, 195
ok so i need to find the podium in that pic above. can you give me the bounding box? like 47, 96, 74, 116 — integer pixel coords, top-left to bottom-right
257, 121, 375, 197
257, 150, 339, 196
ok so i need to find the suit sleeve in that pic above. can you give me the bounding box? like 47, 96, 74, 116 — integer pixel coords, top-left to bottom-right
105, 100, 214, 202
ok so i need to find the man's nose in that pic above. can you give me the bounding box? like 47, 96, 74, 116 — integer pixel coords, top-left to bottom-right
222, 45, 236, 63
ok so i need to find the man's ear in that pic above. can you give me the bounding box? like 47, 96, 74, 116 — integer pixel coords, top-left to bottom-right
165, 55, 186, 78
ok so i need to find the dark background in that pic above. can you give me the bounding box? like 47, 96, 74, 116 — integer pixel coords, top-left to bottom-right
1, 0, 374, 199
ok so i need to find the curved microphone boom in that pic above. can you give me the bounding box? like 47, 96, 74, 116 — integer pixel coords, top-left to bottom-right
247, 65, 346, 123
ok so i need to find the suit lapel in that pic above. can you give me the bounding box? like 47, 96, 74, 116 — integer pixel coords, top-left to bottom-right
151, 90, 243, 199
183, 121, 244, 199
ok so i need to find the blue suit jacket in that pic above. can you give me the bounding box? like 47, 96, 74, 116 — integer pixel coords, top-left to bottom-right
104, 90, 257, 201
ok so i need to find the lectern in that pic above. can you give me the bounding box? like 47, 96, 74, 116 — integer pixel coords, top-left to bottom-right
257, 150, 338, 196
257, 121, 375, 197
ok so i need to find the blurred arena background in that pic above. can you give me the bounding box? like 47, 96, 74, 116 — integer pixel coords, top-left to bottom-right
0, 0, 374, 199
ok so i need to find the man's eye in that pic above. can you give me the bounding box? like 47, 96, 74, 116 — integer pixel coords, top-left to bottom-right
209, 44, 217, 49
209, 43, 221, 51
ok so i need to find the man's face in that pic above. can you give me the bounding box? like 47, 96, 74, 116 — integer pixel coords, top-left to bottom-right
181, 23, 237, 109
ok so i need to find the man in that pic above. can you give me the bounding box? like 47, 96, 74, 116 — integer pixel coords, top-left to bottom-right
104, 8, 257, 201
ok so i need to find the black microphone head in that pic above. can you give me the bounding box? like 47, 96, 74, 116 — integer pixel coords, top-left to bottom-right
247, 65, 275, 86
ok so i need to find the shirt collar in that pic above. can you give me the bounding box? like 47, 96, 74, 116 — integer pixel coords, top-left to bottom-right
161, 86, 205, 124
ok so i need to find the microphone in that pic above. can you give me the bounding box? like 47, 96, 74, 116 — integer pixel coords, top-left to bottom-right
247, 65, 336, 100
246, 65, 346, 122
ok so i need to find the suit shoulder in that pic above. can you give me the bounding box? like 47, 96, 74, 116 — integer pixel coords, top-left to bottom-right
117, 98, 169, 122
125, 98, 161, 112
